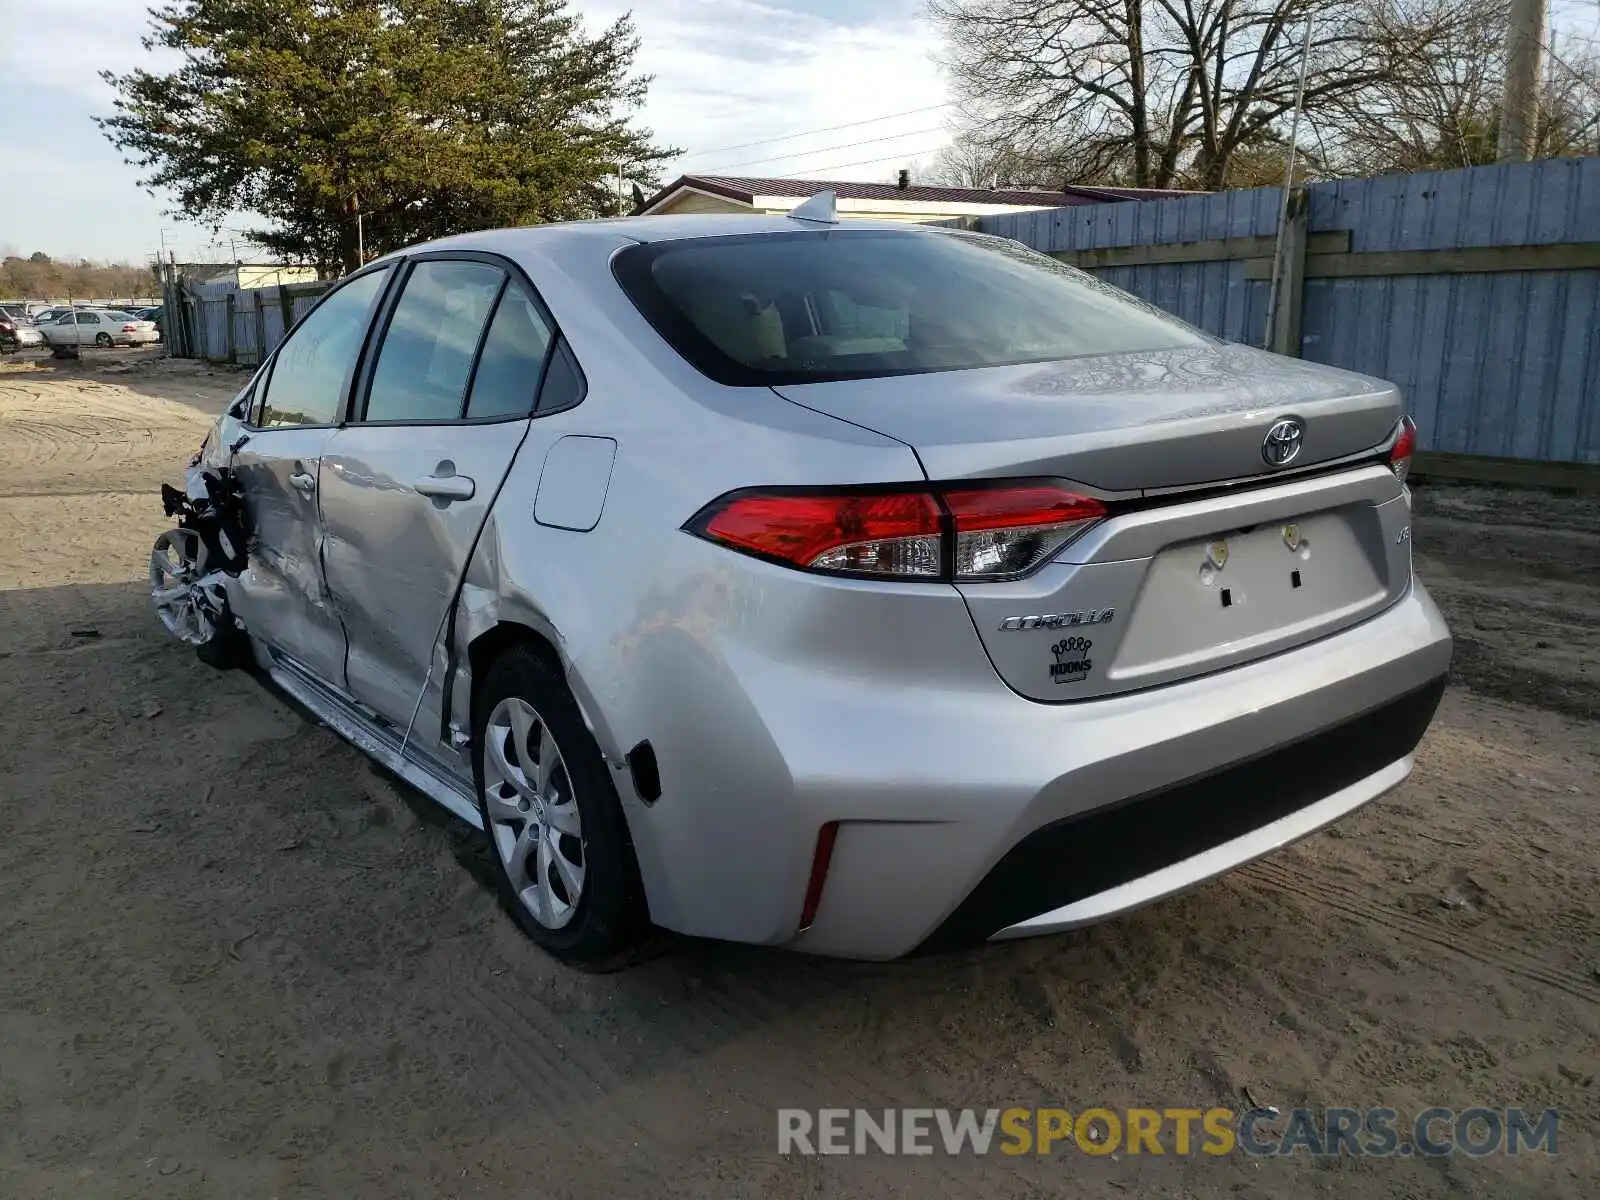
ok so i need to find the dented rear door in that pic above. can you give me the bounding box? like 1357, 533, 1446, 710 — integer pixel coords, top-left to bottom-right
319, 262, 558, 745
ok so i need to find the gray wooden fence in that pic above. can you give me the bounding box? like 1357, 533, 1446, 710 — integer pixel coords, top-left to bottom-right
171, 278, 331, 365
974, 157, 1600, 469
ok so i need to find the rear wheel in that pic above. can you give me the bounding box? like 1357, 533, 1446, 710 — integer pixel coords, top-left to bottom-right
94, 332, 113, 348
474, 645, 646, 966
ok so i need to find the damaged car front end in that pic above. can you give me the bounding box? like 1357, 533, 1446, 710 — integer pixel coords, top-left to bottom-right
152, 449, 251, 667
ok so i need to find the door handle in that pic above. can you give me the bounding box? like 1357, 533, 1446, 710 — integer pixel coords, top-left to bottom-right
414, 473, 475, 501
289, 470, 316, 493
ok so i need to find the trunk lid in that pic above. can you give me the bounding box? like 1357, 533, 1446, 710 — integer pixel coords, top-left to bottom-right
948, 465, 1413, 701
774, 344, 1412, 702
771, 342, 1400, 493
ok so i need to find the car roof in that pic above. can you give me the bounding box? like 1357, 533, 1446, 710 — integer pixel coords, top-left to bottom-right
378, 212, 949, 262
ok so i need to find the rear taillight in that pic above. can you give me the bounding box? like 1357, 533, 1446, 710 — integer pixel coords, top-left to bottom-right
690, 482, 1107, 582
122, 323, 138, 332
1388, 415, 1416, 484
944, 485, 1106, 580
701, 491, 943, 577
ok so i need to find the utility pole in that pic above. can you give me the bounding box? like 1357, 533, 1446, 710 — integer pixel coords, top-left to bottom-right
1496, 0, 1547, 161
1264, 15, 1315, 349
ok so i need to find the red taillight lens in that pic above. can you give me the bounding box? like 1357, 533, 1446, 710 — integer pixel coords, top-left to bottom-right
691, 482, 1106, 581
1389, 415, 1416, 484
122, 323, 138, 332
701, 491, 943, 577
944, 485, 1107, 580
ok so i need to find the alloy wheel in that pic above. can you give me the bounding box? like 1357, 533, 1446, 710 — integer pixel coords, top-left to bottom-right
482, 697, 586, 929
150, 528, 214, 645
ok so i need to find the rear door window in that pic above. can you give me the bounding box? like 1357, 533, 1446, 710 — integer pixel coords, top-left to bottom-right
464, 280, 556, 420
534, 338, 585, 415
364, 260, 505, 423
612, 228, 1205, 386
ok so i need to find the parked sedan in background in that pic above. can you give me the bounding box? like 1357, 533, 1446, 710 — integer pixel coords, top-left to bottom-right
134, 306, 166, 339
40, 309, 160, 348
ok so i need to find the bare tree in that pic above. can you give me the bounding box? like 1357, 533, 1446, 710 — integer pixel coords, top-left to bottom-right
927, 131, 1050, 186
930, 0, 1453, 189
1542, 37, 1600, 158
1332, 0, 1600, 173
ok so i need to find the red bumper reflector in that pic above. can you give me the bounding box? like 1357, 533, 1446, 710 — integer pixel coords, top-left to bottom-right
799, 821, 840, 932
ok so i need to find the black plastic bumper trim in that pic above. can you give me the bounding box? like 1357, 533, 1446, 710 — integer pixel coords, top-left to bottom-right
916, 674, 1448, 954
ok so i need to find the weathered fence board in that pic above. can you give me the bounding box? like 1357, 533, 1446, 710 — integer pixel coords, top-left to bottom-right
1301, 158, 1600, 463
178, 277, 330, 365
977, 157, 1600, 466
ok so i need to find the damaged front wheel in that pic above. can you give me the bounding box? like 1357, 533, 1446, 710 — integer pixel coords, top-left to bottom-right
150, 528, 246, 668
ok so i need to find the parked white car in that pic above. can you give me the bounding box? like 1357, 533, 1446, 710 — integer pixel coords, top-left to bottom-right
39, 309, 160, 348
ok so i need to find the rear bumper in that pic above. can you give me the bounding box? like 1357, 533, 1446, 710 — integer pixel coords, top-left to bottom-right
623, 575, 1451, 959
923, 674, 1443, 952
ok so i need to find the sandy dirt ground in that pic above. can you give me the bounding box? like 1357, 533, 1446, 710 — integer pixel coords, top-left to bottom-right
1, 346, 1596, 1199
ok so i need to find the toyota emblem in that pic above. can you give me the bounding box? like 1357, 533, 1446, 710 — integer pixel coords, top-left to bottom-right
1261, 417, 1305, 467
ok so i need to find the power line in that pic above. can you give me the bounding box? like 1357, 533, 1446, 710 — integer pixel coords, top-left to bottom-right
677, 103, 952, 159
771, 145, 950, 178
702, 127, 946, 174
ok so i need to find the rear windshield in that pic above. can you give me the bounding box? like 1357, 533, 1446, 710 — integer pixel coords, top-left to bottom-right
612, 228, 1206, 385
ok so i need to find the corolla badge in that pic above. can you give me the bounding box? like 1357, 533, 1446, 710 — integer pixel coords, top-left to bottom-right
998, 609, 1114, 632
1261, 417, 1305, 467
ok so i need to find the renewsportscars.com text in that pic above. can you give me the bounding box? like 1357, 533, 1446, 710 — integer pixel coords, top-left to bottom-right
777, 1106, 1559, 1158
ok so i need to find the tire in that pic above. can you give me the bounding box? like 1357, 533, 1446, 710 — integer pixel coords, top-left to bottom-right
195, 618, 251, 670
473, 644, 647, 966
95, 332, 113, 348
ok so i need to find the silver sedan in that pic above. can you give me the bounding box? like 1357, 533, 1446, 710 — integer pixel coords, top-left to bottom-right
150, 201, 1451, 965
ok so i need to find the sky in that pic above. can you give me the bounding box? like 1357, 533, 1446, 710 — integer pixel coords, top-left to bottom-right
5, 0, 1594, 266
0, 0, 951, 266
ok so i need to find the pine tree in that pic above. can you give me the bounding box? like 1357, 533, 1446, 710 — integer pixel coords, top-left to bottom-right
100, 0, 674, 274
